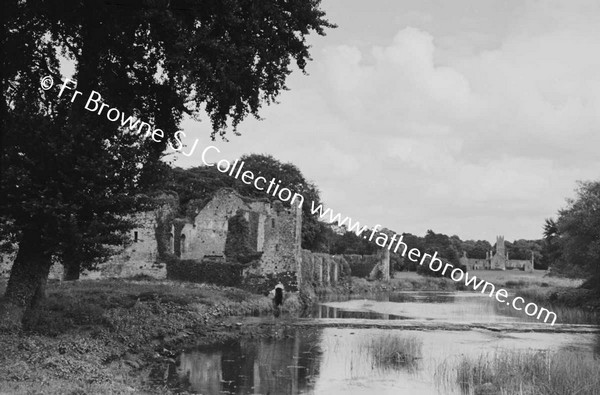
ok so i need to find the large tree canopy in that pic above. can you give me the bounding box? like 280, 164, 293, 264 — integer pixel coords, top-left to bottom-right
547, 181, 600, 290
1, 0, 333, 330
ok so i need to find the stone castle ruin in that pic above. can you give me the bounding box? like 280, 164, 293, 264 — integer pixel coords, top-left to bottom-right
175, 188, 302, 275
102, 188, 306, 282
460, 235, 534, 272
0, 188, 389, 289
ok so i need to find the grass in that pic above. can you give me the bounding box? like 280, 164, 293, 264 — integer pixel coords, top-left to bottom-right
435, 350, 600, 395
360, 333, 422, 370
11, 278, 283, 336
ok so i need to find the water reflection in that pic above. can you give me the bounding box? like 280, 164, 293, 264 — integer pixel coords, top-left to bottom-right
314, 304, 409, 320
318, 291, 599, 325
176, 328, 322, 394
319, 293, 523, 324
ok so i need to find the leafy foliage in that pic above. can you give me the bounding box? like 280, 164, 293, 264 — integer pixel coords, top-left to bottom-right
546, 181, 600, 289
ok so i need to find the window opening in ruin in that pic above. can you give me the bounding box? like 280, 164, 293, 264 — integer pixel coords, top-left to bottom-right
134, 231, 138, 242
180, 234, 186, 254
271, 218, 275, 228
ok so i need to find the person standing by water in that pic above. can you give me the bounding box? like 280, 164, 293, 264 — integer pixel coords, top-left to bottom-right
270, 282, 284, 317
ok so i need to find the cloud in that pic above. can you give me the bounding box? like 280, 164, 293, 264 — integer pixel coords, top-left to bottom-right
173, 1, 600, 241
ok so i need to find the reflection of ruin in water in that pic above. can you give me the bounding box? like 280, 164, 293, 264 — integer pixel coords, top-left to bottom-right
314, 304, 409, 320
175, 328, 322, 395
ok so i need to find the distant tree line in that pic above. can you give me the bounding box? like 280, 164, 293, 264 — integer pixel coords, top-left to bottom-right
312, 225, 547, 271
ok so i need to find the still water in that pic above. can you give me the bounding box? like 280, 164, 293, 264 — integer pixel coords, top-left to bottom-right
173, 292, 600, 394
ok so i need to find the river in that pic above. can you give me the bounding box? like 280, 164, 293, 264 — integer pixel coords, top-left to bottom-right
171, 291, 600, 394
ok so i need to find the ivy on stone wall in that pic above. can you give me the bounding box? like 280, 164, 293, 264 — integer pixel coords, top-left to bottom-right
224, 210, 263, 264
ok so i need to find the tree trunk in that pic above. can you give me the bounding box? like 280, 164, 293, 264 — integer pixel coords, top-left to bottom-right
0, 228, 52, 331
63, 258, 81, 281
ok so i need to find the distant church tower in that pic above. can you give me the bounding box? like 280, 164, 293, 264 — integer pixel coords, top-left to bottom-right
490, 235, 507, 270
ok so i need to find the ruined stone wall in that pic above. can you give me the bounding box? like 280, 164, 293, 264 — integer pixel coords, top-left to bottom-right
176, 189, 301, 277
257, 201, 302, 274
490, 254, 506, 270
99, 210, 167, 279
507, 259, 534, 272
459, 257, 489, 271
180, 189, 248, 260
369, 249, 390, 281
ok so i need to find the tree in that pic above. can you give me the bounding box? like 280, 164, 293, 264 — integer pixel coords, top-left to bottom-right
551, 181, 600, 291
1, 0, 334, 330
540, 218, 561, 270
461, 239, 492, 259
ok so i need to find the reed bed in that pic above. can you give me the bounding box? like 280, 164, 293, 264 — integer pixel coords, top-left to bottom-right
360, 333, 423, 370
435, 349, 600, 395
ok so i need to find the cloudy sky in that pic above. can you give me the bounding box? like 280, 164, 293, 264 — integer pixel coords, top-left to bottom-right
170, 0, 600, 242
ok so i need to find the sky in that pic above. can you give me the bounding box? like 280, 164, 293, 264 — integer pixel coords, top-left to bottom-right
168, 0, 600, 242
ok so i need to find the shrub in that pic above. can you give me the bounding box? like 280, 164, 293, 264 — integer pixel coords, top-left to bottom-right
167, 258, 244, 286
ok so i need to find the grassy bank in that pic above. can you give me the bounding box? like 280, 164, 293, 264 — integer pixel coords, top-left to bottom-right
0, 278, 300, 394
467, 270, 600, 322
